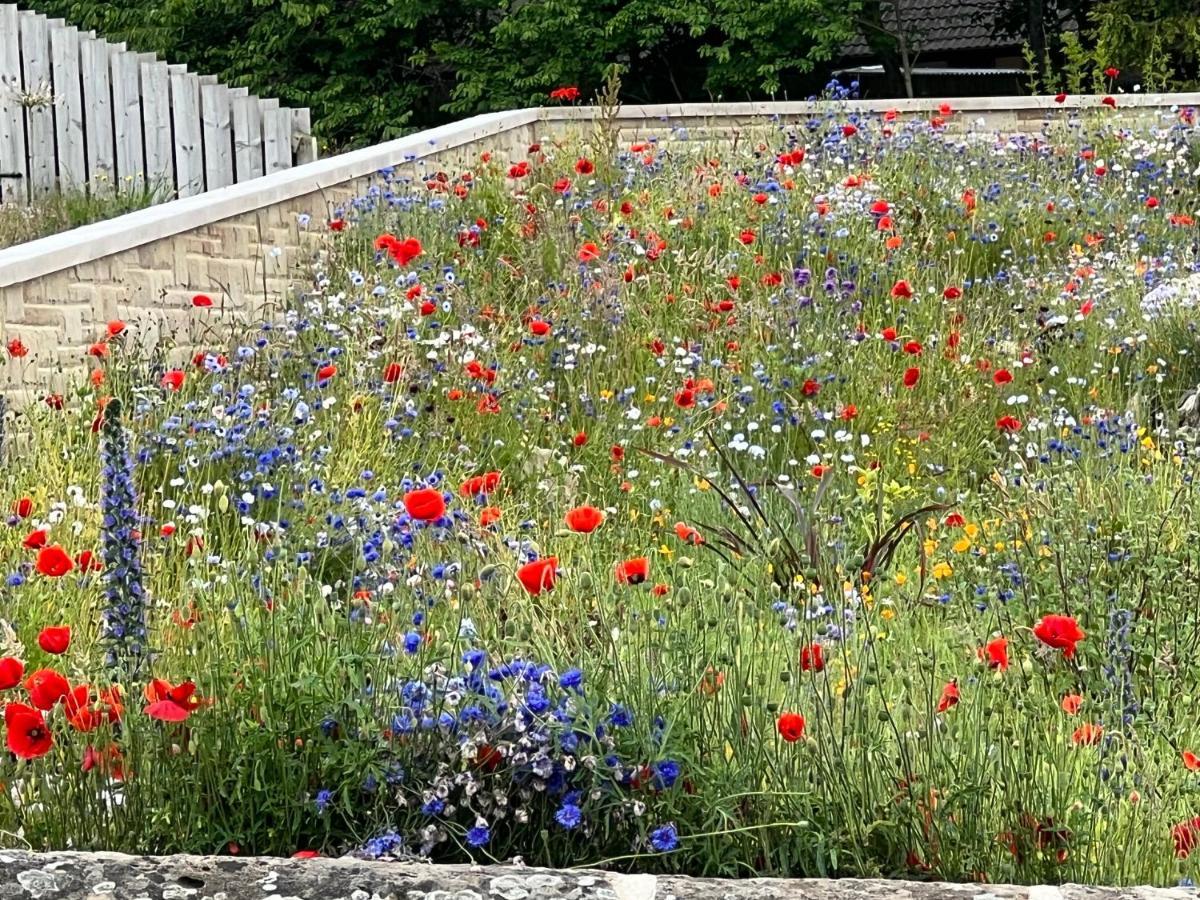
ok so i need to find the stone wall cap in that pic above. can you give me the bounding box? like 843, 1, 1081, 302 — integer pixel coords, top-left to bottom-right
0, 850, 1190, 900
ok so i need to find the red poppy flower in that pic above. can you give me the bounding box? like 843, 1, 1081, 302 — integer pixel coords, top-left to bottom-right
1104, 66, 1119, 78
161, 369, 185, 391
403, 487, 446, 522
615, 557, 649, 585
292, 850, 320, 859
65, 684, 123, 732
316, 364, 337, 382
996, 415, 1022, 434
382, 362, 404, 383
6, 338, 28, 358
841, 124, 858, 137
777, 711, 806, 742
1100, 96, 1116, 108
1034, 614, 1085, 659
610, 445, 625, 462
943, 285, 962, 300
1145, 196, 1159, 209
1054, 92, 1067, 103
5, 702, 52, 759
800, 644, 824, 673
548, 86, 580, 102
1071, 723, 1102, 746
23, 529, 47, 550
936, 680, 960, 713
578, 243, 600, 262
459, 472, 501, 497
24, 668, 69, 710
106, 320, 126, 338
11, 497, 32, 519
0, 657, 23, 690
903, 340, 922, 355
516, 557, 557, 595
738, 229, 756, 245
75, 550, 102, 572
387, 237, 423, 266
35, 545, 74, 577
143, 678, 203, 722
480, 506, 501, 527
983, 636, 1009, 670
1184, 750, 1200, 771
529, 319, 551, 337
1061, 693, 1083, 715
572, 432, 587, 447
1174, 818, 1200, 858
192, 294, 213, 308
993, 369, 1012, 385
944, 513, 965, 527
574, 158, 595, 175
802, 378, 821, 397
902, 367, 920, 388
674, 522, 703, 545
37, 626, 70, 655
880, 327, 898, 341
891, 280, 914, 299
674, 388, 696, 408
565, 505, 605, 534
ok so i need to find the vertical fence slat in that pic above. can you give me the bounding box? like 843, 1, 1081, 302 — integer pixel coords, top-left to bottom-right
111, 50, 144, 188
49, 22, 86, 190
0, 4, 26, 204
292, 107, 316, 164
200, 82, 233, 189
169, 65, 203, 197
79, 34, 114, 186
231, 92, 263, 182
18, 11, 55, 198
139, 57, 170, 195
263, 106, 291, 174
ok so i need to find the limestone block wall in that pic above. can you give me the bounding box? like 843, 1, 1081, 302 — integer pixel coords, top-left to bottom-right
1, 94, 1198, 403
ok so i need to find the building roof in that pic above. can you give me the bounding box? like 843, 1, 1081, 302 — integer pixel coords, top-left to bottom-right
841, 0, 1019, 59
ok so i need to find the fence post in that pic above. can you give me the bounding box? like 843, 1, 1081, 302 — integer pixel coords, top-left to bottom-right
80, 33, 115, 187
169, 65, 203, 197
263, 105, 291, 174
49, 21, 86, 190
0, 4, 26, 204
200, 82, 233, 189
139, 57, 171, 196
18, 11, 55, 198
231, 90, 264, 183
293, 108, 317, 165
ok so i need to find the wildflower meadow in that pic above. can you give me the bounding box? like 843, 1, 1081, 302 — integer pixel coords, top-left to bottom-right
4, 90, 1200, 886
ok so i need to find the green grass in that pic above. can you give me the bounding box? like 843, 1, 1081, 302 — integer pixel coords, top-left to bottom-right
0, 181, 163, 249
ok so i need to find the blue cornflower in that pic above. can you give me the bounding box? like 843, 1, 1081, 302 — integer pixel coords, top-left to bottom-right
314, 789, 333, 813
558, 667, 584, 690
653, 759, 681, 789
649, 823, 679, 852
466, 825, 491, 847
554, 803, 582, 829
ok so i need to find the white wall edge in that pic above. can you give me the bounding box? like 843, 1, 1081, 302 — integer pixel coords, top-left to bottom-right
0, 107, 541, 287
4, 93, 1199, 289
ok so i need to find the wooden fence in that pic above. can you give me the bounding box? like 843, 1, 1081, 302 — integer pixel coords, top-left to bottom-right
0, 4, 316, 205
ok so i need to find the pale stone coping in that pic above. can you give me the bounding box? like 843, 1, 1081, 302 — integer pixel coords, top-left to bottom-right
539, 92, 1200, 120
0, 851, 1190, 900
0, 107, 541, 288
4, 93, 1200, 291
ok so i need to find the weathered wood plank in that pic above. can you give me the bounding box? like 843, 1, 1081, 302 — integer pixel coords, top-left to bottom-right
139, 57, 171, 195
49, 21, 86, 189
169, 66, 203, 197
231, 93, 263, 182
18, 11, 55, 197
0, 4, 27, 203
111, 50, 145, 188
292, 107, 316, 164
200, 82, 233, 189
79, 34, 115, 185
262, 105, 291, 174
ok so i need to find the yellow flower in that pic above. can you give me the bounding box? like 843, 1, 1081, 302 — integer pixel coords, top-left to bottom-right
881, 607, 896, 620
658, 544, 674, 558
923, 538, 939, 556
599, 389, 614, 400
963, 522, 979, 539
895, 571, 908, 586
694, 476, 711, 491
644, 393, 657, 403
952, 538, 971, 553
1038, 545, 1053, 558
932, 561, 953, 579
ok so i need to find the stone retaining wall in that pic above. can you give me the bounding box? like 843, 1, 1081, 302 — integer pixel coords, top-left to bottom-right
0, 851, 1188, 900
0, 94, 1197, 401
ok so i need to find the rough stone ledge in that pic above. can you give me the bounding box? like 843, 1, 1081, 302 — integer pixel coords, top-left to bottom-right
0, 852, 1189, 900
